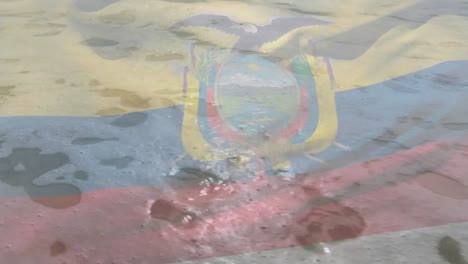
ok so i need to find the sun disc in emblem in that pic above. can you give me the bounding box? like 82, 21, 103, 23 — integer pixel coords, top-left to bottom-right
214, 55, 301, 137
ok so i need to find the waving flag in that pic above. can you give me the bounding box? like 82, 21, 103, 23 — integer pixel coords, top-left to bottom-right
1, 0, 468, 263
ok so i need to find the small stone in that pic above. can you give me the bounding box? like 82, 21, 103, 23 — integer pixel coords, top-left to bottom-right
50, 241, 67, 256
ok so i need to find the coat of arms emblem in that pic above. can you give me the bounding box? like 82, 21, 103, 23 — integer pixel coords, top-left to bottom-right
173, 15, 338, 179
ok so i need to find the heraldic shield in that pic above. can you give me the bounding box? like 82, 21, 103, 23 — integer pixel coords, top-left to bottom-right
176, 16, 338, 179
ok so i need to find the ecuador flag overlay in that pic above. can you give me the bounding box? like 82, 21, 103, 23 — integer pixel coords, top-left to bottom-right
1, 0, 468, 263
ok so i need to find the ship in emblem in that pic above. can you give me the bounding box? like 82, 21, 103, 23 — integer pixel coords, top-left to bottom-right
171, 14, 338, 180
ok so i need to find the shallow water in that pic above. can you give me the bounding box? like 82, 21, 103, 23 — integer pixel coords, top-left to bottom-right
1, 0, 468, 263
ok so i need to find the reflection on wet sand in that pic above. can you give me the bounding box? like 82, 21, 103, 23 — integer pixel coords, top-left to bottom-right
0, 148, 83, 208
